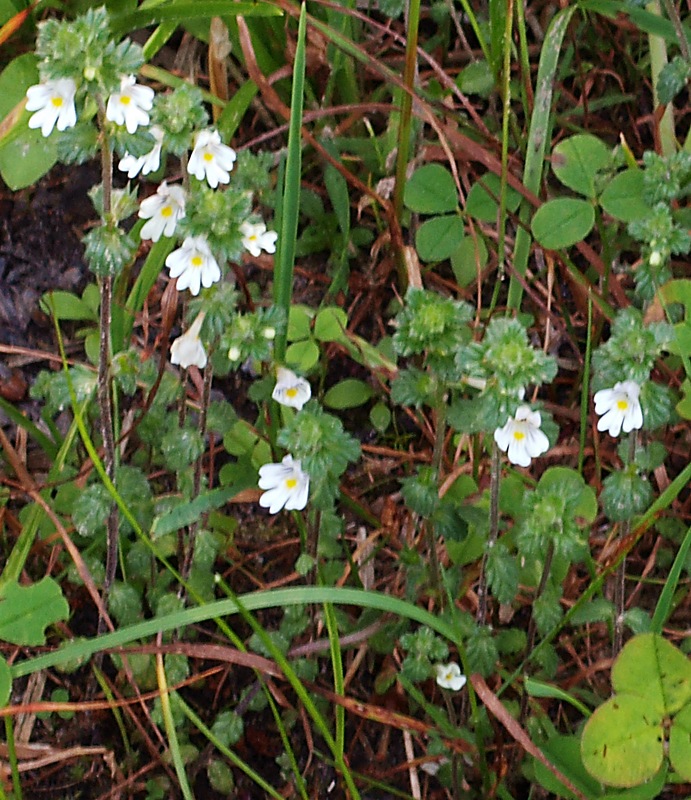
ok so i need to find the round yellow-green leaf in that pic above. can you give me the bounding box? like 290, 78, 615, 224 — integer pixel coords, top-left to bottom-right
669, 703, 691, 781
581, 694, 664, 787
612, 633, 691, 715
531, 198, 595, 250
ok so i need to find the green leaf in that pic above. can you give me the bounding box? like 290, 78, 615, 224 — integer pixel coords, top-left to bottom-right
403, 164, 458, 214
369, 402, 391, 433
0, 52, 38, 120
581, 694, 664, 787
314, 306, 348, 342
415, 214, 465, 261
612, 633, 691, 715
669, 703, 691, 781
287, 304, 314, 341
40, 290, 99, 322
0, 126, 58, 191
0, 655, 11, 706
0, 578, 69, 646
285, 339, 320, 372
552, 134, 611, 197
451, 235, 488, 287
531, 198, 595, 249
534, 734, 603, 800
456, 60, 494, 96
600, 169, 651, 223
323, 379, 373, 409
465, 173, 521, 222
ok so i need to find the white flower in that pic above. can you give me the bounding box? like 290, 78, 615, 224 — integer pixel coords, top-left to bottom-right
240, 220, 278, 257
170, 312, 207, 369
435, 663, 466, 691
26, 78, 77, 137
594, 380, 643, 437
106, 75, 154, 134
272, 367, 311, 410
228, 346, 241, 362
165, 236, 221, 296
118, 125, 164, 178
494, 405, 550, 467
138, 181, 186, 242
263, 327, 276, 340
258, 455, 310, 514
187, 129, 236, 188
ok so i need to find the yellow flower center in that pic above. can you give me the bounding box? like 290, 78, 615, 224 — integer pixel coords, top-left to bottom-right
120, 95, 131, 105
513, 430, 525, 441
161, 206, 173, 218
286, 388, 298, 398
51, 97, 64, 108
616, 399, 629, 411
191, 255, 203, 267
249, 235, 257, 242
285, 478, 298, 490
203, 152, 214, 162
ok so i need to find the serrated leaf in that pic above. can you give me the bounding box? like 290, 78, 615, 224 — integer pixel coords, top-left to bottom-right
415, 214, 465, 261
532, 198, 595, 249
404, 164, 458, 214
0, 578, 69, 645
552, 134, 611, 197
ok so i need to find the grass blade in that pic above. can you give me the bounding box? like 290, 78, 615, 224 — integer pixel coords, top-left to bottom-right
507, 7, 576, 310
274, 3, 307, 362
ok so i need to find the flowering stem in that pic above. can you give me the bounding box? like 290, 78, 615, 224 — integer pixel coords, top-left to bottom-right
182, 359, 214, 580
613, 430, 637, 655
96, 106, 119, 606
518, 540, 555, 728
476, 442, 501, 625
427, 395, 447, 605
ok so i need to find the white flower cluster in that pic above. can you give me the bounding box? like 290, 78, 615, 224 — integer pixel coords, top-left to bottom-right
256, 368, 313, 513
25, 76, 278, 302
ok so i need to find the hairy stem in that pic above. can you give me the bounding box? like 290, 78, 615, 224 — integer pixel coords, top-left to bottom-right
476, 442, 501, 625
96, 106, 119, 611
613, 430, 638, 655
